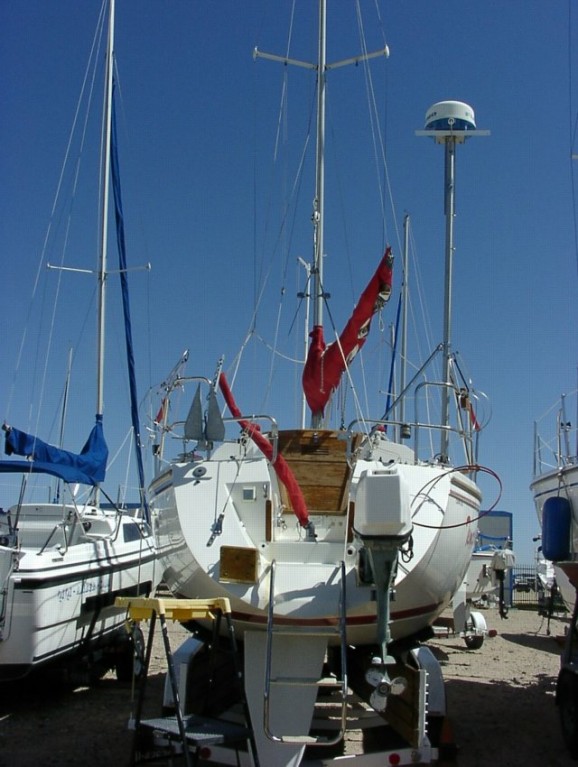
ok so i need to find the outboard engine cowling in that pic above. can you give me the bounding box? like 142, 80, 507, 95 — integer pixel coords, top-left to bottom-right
353, 467, 412, 540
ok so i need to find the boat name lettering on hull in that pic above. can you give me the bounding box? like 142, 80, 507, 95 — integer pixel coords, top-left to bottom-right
57, 580, 98, 603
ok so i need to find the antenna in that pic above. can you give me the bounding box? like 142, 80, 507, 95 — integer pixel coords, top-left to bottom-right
416, 101, 489, 462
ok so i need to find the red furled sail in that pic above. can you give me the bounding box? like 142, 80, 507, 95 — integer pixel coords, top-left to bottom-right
302, 247, 394, 416
218, 373, 310, 528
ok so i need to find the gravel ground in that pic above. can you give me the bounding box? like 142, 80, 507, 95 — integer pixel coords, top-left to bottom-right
431, 606, 573, 767
0, 606, 574, 766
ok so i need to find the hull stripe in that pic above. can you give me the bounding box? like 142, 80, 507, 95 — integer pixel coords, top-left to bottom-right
226, 600, 441, 629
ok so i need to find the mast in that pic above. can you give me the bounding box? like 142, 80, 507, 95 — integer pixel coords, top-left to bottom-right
399, 214, 409, 426
311, 0, 327, 380
298, 257, 312, 429
91, 0, 114, 503
96, 0, 115, 426
417, 101, 489, 462
310, 1, 327, 429
254, 2, 388, 429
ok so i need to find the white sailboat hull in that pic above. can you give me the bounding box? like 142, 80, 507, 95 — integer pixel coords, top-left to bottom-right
531, 464, 578, 609
0, 505, 158, 680
151, 430, 480, 646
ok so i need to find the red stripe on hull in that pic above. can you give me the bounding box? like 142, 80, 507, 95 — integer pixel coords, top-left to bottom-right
229, 600, 441, 629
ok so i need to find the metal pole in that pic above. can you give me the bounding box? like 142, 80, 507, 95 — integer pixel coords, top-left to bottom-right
440, 137, 456, 461
417, 104, 489, 460
93, 0, 115, 504
298, 258, 312, 429
311, 0, 327, 429
400, 214, 409, 426
97, 0, 114, 421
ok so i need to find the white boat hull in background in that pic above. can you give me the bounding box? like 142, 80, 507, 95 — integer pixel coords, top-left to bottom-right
0, 504, 157, 681
531, 463, 578, 610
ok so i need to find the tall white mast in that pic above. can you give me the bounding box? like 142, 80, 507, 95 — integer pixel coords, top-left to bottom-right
96, 0, 115, 422
254, 2, 388, 429
311, 0, 327, 383
298, 257, 312, 429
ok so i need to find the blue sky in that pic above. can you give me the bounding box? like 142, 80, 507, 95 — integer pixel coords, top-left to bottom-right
2, 1, 577, 565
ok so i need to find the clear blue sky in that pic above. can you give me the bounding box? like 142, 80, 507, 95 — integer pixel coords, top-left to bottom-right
2, 1, 577, 565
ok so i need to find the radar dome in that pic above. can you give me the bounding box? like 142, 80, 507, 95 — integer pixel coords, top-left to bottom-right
424, 101, 476, 131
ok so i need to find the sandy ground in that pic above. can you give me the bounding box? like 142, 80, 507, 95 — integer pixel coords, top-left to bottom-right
431, 606, 573, 767
0, 606, 575, 766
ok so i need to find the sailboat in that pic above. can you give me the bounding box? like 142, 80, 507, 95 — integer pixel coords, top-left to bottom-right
531, 391, 578, 608
149, 3, 489, 761
0, 0, 157, 682
531, 388, 578, 756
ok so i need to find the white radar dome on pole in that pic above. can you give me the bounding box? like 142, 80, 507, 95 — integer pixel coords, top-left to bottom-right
424, 100, 476, 131
417, 100, 488, 144
416, 99, 489, 458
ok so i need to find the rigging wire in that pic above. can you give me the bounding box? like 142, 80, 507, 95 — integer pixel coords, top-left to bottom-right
5, 0, 107, 438
242, 1, 436, 434
112, 61, 155, 437
568, 0, 578, 283
309, 2, 394, 428
242, 5, 320, 414
355, 0, 395, 252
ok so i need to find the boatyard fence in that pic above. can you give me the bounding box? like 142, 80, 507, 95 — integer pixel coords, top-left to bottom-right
511, 564, 567, 614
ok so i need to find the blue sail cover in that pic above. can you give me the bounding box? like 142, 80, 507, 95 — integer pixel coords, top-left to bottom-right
0, 417, 108, 486
111, 87, 150, 522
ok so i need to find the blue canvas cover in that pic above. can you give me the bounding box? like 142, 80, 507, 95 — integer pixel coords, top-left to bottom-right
110, 90, 149, 521
0, 417, 108, 486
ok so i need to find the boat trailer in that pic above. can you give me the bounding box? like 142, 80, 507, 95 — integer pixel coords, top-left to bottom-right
115, 596, 453, 766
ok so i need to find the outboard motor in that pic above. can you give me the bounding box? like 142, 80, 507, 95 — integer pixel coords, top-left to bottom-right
491, 547, 516, 619
353, 466, 412, 711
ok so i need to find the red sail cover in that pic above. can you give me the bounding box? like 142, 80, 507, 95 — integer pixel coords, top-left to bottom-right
303, 247, 394, 416
218, 373, 310, 527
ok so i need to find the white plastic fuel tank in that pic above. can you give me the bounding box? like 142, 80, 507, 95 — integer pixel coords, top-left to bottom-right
424, 100, 476, 131
353, 467, 412, 539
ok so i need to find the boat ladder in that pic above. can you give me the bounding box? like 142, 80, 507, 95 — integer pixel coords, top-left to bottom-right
115, 596, 260, 767
263, 559, 349, 746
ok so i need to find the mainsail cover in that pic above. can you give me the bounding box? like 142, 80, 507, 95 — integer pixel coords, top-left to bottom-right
303, 247, 394, 416
0, 417, 108, 486
110, 86, 150, 520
